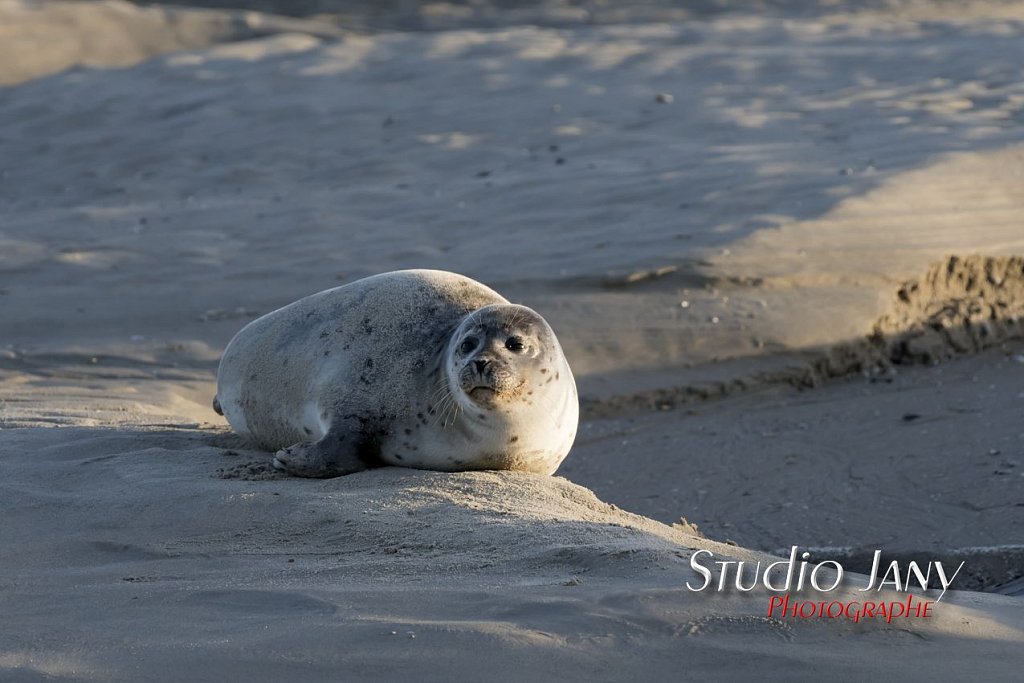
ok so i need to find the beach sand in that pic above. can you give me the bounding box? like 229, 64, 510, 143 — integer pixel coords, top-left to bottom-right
1, 1, 1023, 679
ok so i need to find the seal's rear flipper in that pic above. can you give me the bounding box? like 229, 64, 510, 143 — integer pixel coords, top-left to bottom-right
212, 396, 224, 416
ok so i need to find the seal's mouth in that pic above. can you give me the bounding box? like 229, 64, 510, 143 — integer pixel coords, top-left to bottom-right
464, 379, 527, 405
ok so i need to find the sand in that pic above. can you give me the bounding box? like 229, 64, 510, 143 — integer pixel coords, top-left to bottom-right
3, 426, 1024, 681
1, 0, 1023, 679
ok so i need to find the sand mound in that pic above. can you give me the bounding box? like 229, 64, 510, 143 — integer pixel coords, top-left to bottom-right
0, 425, 729, 581
3, 425, 1023, 680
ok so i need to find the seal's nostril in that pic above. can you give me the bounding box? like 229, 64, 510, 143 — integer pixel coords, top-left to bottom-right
473, 359, 489, 373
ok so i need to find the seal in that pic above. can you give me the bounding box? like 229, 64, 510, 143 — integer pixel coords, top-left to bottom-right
214, 269, 578, 477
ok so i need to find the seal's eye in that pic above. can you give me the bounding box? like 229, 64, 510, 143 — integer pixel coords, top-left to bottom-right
505, 337, 525, 352
460, 337, 478, 354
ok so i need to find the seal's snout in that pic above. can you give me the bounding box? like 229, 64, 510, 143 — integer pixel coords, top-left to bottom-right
459, 356, 520, 401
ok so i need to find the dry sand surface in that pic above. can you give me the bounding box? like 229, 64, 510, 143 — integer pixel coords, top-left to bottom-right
2, 0, 1024, 680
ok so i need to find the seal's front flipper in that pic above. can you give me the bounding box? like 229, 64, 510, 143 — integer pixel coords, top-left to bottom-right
272, 429, 367, 478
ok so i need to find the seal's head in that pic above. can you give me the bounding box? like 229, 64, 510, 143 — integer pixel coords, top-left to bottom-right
447, 304, 561, 409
